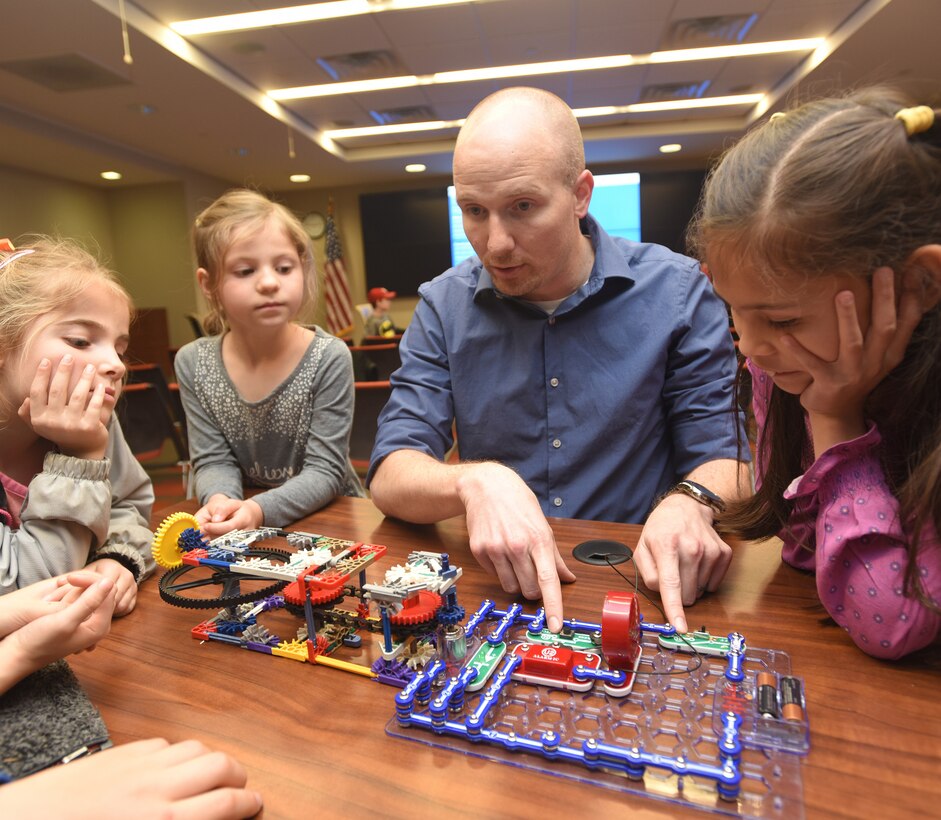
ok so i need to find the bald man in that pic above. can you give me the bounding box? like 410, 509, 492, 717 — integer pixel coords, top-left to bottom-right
368, 88, 747, 633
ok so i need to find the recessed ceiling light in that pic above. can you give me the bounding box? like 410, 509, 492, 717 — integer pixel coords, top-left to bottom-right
269, 39, 820, 101
325, 94, 762, 141
100, 171, 122, 180
172, 0, 498, 36
659, 144, 682, 153
405, 164, 426, 173
290, 174, 311, 183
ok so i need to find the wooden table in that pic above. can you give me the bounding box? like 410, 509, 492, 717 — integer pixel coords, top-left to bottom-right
70, 498, 940, 819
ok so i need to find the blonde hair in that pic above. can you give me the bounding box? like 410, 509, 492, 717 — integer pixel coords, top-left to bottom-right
0, 236, 133, 417
193, 189, 316, 335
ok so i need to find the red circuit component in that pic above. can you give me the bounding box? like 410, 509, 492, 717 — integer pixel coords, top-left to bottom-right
388, 590, 442, 625
601, 591, 641, 670
518, 644, 575, 677
510, 643, 601, 690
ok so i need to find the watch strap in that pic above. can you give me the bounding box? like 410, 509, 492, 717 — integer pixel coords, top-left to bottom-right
670, 480, 726, 513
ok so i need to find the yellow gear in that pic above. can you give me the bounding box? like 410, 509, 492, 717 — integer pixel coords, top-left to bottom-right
151, 512, 201, 569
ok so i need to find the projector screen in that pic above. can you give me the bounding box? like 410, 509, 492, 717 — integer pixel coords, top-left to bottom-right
447, 172, 642, 267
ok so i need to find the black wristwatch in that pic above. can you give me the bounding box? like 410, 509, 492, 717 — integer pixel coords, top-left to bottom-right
669, 480, 726, 513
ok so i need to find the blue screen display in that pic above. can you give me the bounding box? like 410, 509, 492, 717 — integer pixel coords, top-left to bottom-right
447, 172, 641, 267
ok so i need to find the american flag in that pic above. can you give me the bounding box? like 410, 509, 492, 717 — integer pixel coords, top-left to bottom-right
323, 211, 354, 337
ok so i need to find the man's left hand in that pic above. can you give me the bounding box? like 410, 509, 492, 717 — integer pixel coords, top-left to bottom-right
632, 493, 732, 633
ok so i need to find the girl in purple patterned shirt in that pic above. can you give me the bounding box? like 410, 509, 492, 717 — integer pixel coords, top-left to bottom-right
690, 87, 941, 659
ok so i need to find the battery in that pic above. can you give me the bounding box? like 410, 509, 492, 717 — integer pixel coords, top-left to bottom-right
756, 672, 779, 718
780, 676, 804, 722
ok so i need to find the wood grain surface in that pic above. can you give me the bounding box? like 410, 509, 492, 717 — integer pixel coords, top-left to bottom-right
69, 498, 940, 819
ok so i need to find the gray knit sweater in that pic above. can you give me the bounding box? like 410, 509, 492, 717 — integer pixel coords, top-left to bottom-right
174, 328, 363, 527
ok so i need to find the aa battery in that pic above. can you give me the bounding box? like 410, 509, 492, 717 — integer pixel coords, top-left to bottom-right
756, 672, 778, 718
779, 676, 804, 722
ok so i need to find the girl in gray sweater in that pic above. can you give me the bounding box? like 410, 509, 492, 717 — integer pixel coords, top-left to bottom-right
176, 190, 362, 539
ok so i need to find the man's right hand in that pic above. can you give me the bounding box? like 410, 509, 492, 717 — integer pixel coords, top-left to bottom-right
455, 463, 575, 632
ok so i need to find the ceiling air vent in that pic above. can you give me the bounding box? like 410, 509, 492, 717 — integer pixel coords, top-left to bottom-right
316, 49, 407, 81
370, 105, 437, 125
0, 53, 131, 92
663, 14, 759, 48
639, 81, 711, 102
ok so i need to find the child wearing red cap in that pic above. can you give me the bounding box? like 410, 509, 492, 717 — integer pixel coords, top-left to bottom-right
366, 287, 404, 337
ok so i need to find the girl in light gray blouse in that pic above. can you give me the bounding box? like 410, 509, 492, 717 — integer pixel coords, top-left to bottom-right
176, 190, 362, 539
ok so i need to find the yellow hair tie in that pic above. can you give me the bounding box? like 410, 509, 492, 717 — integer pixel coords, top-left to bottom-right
769, 112, 786, 122
895, 105, 935, 136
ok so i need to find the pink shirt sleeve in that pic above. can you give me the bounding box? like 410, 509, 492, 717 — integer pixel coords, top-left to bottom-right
748, 360, 941, 659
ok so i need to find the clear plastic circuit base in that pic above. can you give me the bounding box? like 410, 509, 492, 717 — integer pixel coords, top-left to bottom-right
388, 617, 807, 819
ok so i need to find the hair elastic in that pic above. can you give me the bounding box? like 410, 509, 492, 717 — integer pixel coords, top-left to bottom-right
0, 247, 35, 272
894, 105, 935, 137
769, 112, 786, 122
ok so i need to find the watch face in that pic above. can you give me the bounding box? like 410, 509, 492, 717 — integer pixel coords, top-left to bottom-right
303, 212, 326, 239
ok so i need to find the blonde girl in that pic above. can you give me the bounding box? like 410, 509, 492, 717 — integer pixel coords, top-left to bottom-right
691, 88, 941, 659
0, 237, 154, 611
175, 189, 362, 538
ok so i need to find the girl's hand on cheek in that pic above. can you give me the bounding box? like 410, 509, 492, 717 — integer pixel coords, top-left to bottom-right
783, 268, 923, 421
18, 356, 110, 460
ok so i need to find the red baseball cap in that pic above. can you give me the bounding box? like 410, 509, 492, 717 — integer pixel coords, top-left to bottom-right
368, 287, 397, 305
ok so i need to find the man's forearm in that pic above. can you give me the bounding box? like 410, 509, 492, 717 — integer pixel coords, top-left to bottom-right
369, 450, 470, 523
685, 458, 752, 505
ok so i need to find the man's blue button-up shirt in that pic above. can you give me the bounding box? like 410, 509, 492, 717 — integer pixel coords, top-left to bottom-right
367, 216, 745, 524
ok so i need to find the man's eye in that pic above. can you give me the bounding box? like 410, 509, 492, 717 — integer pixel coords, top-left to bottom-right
516, 201, 532, 212
768, 318, 798, 329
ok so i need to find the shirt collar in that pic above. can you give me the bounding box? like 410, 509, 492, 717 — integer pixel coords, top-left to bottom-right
473, 213, 637, 308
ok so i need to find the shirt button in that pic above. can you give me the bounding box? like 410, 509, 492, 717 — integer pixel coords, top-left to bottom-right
552, 439, 561, 448
548, 316, 556, 326
550, 377, 559, 387
553, 497, 562, 507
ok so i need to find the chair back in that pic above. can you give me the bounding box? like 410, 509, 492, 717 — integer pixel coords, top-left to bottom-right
116, 383, 188, 463
348, 343, 401, 382
361, 333, 402, 346
351, 303, 371, 343
186, 313, 206, 338
126, 363, 189, 451
349, 381, 393, 473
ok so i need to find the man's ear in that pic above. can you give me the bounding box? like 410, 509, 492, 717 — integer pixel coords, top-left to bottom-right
903, 245, 941, 310
573, 169, 594, 219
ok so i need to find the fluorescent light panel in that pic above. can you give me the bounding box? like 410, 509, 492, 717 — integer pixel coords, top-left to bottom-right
269, 39, 821, 101
326, 93, 763, 140
171, 0, 496, 36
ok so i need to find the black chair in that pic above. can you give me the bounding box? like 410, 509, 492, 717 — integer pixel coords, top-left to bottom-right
361, 334, 402, 346
349, 343, 401, 382
116, 383, 188, 464
349, 381, 392, 474
126, 363, 189, 452
186, 312, 206, 338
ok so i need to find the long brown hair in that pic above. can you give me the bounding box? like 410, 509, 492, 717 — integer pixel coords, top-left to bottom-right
689, 87, 941, 607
